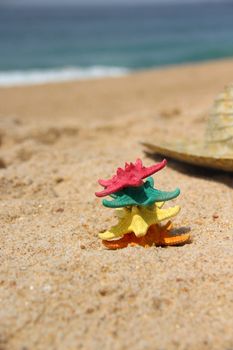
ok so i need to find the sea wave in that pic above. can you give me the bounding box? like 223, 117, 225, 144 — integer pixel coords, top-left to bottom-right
0, 66, 130, 87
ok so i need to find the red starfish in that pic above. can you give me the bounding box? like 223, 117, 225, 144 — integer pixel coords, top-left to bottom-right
102, 222, 190, 249
95, 158, 167, 197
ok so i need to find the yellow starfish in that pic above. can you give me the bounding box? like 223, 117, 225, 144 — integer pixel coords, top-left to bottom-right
99, 202, 180, 240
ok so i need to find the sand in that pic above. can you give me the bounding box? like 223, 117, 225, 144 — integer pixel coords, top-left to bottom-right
0, 59, 233, 350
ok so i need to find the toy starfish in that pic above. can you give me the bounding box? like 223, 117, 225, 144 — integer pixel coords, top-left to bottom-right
99, 202, 180, 240
102, 222, 190, 249
95, 158, 167, 197
95, 158, 190, 249
102, 177, 180, 208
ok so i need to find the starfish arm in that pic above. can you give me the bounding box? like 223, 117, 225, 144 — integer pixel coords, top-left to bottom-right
142, 159, 167, 179
98, 178, 113, 187
128, 214, 150, 237
99, 211, 132, 240
95, 180, 143, 197
126, 206, 159, 236
161, 233, 190, 246
151, 187, 180, 202
155, 205, 180, 222
145, 196, 161, 206
102, 194, 137, 208
95, 183, 122, 197
99, 227, 125, 240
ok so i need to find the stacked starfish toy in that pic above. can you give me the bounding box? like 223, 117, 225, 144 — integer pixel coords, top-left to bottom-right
95, 159, 190, 249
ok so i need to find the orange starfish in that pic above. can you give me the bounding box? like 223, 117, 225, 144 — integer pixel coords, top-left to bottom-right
102, 222, 190, 249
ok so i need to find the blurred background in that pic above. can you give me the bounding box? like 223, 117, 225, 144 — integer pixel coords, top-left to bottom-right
0, 0, 233, 86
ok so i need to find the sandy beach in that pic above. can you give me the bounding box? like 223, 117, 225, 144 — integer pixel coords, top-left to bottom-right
0, 59, 233, 350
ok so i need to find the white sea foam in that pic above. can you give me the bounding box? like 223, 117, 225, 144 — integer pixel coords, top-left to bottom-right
0, 66, 130, 87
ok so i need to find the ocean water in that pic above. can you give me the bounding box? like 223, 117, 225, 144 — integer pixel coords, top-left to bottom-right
0, 2, 233, 86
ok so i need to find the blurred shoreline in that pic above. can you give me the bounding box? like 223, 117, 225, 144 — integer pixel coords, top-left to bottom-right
0, 66, 130, 87
0, 57, 233, 88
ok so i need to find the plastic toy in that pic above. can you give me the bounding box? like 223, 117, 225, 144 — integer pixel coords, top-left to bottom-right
96, 159, 190, 249
95, 158, 167, 197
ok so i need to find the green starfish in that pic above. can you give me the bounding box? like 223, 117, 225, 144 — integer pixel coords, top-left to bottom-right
102, 177, 180, 208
